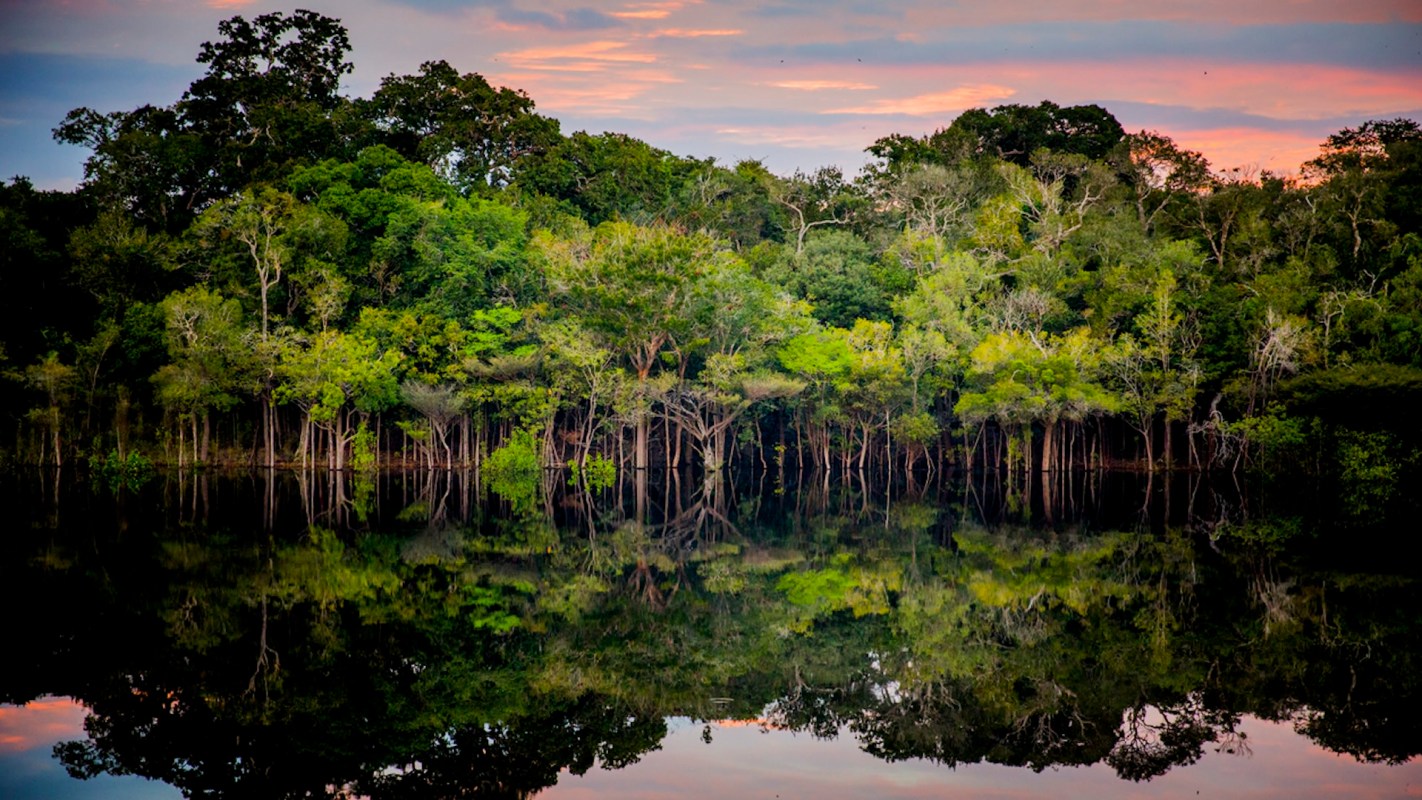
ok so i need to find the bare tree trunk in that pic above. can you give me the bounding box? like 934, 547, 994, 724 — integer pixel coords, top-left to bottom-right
1163, 417, 1174, 471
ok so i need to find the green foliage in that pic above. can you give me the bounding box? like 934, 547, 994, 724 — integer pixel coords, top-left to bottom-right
351, 420, 377, 473
891, 410, 940, 446
97, 449, 155, 492
763, 229, 890, 328
775, 553, 902, 633
1226, 411, 1313, 472
568, 453, 616, 492
1335, 429, 1403, 519
485, 428, 542, 508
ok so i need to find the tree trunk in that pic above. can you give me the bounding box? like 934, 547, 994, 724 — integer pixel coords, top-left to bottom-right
635, 414, 649, 470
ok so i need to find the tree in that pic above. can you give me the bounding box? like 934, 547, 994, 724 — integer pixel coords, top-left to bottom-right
766, 166, 861, 254
52, 105, 204, 230
375, 191, 533, 315
399, 382, 464, 468
1304, 120, 1422, 270
277, 329, 399, 470
23, 353, 76, 465
777, 328, 854, 470
1109, 272, 1201, 469
1189, 168, 1276, 276
945, 101, 1125, 166
188, 187, 345, 467
956, 329, 1116, 472
764, 229, 892, 329
363, 60, 561, 193
180, 9, 355, 194
672, 160, 781, 249
151, 287, 252, 465
55, 10, 357, 224
542, 222, 717, 470
515, 132, 707, 225
661, 257, 808, 472
876, 162, 993, 244
1114, 131, 1211, 236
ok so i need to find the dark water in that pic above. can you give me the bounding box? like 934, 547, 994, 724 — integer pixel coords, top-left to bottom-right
2, 468, 1419, 798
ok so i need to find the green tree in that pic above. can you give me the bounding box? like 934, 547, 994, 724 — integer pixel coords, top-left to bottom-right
277, 330, 399, 470
23, 353, 77, 465
151, 287, 252, 465
516, 132, 707, 225
542, 222, 716, 470
1114, 131, 1211, 236
1109, 272, 1202, 469
180, 9, 356, 194
764, 229, 893, 329
363, 60, 561, 193
946, 101, 1126, 166
956, 328, 1116, 472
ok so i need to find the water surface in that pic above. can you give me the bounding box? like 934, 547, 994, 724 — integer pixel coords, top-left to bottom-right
3, 468, 1417, 797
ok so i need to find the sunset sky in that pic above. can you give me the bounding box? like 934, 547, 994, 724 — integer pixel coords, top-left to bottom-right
1, 0, 1419, 189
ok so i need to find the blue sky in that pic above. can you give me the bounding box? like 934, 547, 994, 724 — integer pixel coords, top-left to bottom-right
1, 0, 1419, 189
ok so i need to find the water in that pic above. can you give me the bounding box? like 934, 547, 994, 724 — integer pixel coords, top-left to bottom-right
2, 468, 1418, 798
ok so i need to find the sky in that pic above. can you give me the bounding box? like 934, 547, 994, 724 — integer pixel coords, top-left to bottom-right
1, 0, 1420, 190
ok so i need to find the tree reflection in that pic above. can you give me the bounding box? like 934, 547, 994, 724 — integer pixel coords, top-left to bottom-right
0, 469, 1416, 797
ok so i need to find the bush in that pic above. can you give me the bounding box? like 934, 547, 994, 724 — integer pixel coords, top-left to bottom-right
485, 429, 541, 508
99, 449, 154, 492
568, 453, 616, 491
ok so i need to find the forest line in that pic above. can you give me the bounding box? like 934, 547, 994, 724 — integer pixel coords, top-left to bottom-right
3, 9, 1420, 481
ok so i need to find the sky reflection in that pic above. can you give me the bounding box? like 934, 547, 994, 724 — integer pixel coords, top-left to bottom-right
0, 698, 181, 800
2, 699, 1416, 798
544, 716, 1422, 799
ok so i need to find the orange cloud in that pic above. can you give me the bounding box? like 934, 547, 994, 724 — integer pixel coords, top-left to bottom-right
714, 120, 902, 151
1164, 127, 1325, 173
608, 1, 702, 20
769, 80, 878, 91
0, 697, 87, 752
1040, 60, 1422, 122
845, 59, 1419, 125
650, 28, 743, 37
499, 40, 658, 72
899, 0, 1422, 26
491, 66, 683, 116
826, 84, 1018, 115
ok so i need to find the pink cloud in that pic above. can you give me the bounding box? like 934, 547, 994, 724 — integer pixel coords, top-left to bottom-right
499, 40, 659, 72
1163, 127, 1326, 172
769, 80, 878, 91
898, 0, 1422, 26
826, 85, 1018, 115
608, 1, 704, 21
650, 28, 743, 37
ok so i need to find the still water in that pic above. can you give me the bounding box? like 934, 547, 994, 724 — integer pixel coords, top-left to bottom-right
2, 468, 1418, 798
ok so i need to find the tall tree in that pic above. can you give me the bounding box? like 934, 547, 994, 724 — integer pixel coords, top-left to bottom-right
542, 222, 717, 470
363, 60, 561, 194
942, 101, 1125, 166
181, 9, 355, 194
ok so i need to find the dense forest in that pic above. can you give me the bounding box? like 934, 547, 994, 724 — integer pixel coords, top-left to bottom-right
3, 9, 1420, 481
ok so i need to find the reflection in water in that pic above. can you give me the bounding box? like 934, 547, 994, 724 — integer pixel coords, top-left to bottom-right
1, 467, 1417, 798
